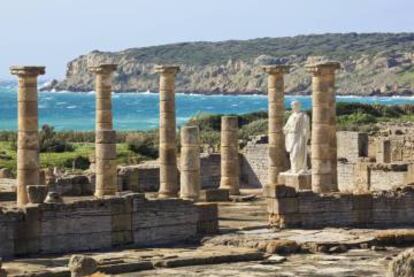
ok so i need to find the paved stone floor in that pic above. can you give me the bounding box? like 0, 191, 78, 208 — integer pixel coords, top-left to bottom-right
130, 248, 401, 277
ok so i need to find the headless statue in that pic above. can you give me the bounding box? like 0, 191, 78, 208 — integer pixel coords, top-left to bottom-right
283, 101, 310, 173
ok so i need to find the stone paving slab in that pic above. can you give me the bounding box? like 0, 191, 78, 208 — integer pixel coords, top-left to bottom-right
125, 248, 404, 277
3, 246, 265, 276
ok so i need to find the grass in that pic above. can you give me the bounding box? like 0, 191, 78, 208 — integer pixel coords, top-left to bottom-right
0, 141, 143, 173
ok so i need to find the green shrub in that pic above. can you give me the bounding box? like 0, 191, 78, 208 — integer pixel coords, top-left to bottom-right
199, 130, 220, 146
126, 132, 159, 159
239, 119, 268, 140
63, 155, 90, 170
338, 113, 378, 125
39, 125, 74, 153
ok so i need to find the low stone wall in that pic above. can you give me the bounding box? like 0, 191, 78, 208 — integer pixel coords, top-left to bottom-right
50, 175, 93, 196
135, 154, 221, 192
266, 185, 414, 228
338, 160, 414, 193
0, 194, 218, 258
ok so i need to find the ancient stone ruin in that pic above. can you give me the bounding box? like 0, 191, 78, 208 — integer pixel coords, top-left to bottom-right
0, 60, 413, 275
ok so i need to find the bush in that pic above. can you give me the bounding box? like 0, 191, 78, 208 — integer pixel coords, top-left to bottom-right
239, 119, 268, 140
338, 113, 378, 125
126, 132, 159, 159
39, 125, 74, 153
63, 155, 90, 170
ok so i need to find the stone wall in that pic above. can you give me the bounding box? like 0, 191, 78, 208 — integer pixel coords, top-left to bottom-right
132, 154, 221, 192
266, 185, 414, 228
337, 160, 355, 192
0, 194, 218, 258
240, 137, 269, 188
337, 132, 368, 162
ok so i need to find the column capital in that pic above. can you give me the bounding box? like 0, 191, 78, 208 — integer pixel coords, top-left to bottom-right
155, 65, 180, 75
10, 66, 45, 77
262, 65, 290, 75
305, 61, 341, 75
89, 64, 118, 75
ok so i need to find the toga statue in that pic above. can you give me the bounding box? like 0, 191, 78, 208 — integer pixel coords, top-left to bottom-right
283, 101, 310, 173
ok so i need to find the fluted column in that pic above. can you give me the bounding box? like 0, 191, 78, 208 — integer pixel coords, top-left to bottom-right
219, 116, 240, 195
155, 65, 180, 198
180, 126, 200, 201
262, 65, 290, 194
89, 64, 118, 198
10, 66, 45, 206
306, 61, 340, 193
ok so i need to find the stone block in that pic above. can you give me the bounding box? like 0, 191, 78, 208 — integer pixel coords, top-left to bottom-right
263, 185, 297, 199
267, 197, 298, 215
200, 189, 229, 202
278, 172, 311, 190
196, 203, 219, 234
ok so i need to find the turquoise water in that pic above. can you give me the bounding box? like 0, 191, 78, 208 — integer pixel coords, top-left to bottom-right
1, 85, 414, 131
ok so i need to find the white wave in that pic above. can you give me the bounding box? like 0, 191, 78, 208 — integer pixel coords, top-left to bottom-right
66, 105, 77, 109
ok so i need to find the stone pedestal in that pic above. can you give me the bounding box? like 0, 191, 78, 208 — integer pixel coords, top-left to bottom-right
262, 65, 290, 196
306, 61, 340, 193
200, 189, 229, 202
180, 126, 201, 201
278, 171, 311, 191
219, 116, 240, 195
10, 66, 45, 206
89, 64, 118, 198
155, 65, 180, 198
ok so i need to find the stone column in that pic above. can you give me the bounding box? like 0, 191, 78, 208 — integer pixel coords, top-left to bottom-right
89, 64, 118, 197
219, 116, 240, 195
180, 126, 200, 201
155, 65, 180, 198
10, 66, 45, 206
306, 61, 340, 193
262, 65, 290, 193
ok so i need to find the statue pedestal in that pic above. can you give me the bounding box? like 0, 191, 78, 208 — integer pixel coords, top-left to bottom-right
278, 171, 311, 191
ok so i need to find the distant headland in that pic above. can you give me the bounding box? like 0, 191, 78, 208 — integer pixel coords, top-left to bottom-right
42, 33, 414, 96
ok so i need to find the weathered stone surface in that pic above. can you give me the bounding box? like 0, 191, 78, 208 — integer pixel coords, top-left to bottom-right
69, 255, 98, 277
27, 185, 48, 204
278, 172, 311, 191
11, 66, 45, 207
387, 248, 414, 277
219, 116, 240, 195
156, 67, 179, 199
90, 64, 118, 198
307, 61, 340, 193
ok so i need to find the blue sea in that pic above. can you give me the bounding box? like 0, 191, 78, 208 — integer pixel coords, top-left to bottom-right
0, 84, 413, 131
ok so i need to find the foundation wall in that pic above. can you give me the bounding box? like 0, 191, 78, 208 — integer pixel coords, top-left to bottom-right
267, 185, 414, 228
0, 194, 217, 258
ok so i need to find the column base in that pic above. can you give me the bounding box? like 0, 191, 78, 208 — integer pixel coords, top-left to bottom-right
200, 189, 229, 202
278, 171, 311, 191
157, 192, 179, 199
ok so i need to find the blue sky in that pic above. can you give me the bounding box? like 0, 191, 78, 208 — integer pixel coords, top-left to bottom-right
1, 0, 413, 79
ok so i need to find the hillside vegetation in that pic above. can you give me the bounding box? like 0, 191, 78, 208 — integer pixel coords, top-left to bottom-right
1, 103, 413, 172
46, 33, 414, 95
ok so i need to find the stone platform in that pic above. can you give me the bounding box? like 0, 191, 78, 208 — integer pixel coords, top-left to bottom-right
0, 193, 218, 258
266, 185, 414, 228
278, 171, 311, 191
